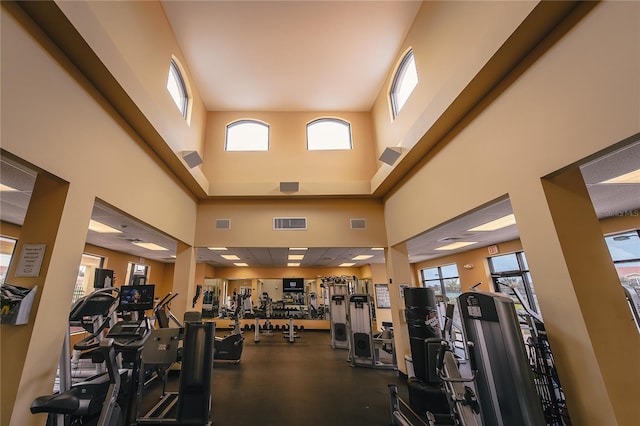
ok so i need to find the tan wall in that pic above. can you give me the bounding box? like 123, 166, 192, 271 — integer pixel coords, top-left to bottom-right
55, 0, 209, 189
196, 198, 386, 248
1, 5, 198, 247
382, 3, 639, 425
203, 111, 377, 196
371, 1, 537, 186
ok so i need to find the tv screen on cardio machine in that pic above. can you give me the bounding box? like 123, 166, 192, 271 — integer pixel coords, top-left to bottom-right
118, 284, 155, 312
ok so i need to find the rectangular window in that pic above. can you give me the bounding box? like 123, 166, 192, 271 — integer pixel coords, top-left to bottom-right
420, 263, 461, 301
0, 236, 18, 285
489, 251, 539, 314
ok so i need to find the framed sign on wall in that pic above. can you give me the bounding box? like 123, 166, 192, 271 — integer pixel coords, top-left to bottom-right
375, 284, 391, 308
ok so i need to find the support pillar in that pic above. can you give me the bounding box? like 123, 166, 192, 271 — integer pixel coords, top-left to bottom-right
385, 243, 415, 375
510, 167, 640, 425
2, 173, 95, 426
172, 242, 197, 322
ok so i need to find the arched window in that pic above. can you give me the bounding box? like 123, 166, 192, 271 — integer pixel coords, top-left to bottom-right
167, 58, 189, 118
390, 49, 418, 118
225, 120, 269, 151
306, 118, 352, 150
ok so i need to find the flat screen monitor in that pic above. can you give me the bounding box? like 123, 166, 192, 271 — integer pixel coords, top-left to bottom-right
118, 284, 155, 311
282, 278, 304, 292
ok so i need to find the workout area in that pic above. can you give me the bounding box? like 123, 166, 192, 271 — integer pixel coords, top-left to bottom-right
1, 1, 639, 426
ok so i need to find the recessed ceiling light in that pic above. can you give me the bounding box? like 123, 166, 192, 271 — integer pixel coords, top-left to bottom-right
435, 241, 478, 251
468, 214, 516, 232
0, 184, 18, 192
221, 254, 240, 260
371, 247, 385, 251
339, 262, 356, 267
288, 254, 304, 260
287, 262, 300, 267
208, 247, 228, 250
600, 169, 640, 184
132, 241, 168, 251
233, 262, 248, 267
89, 219, 123, 234
352, 255, 373, 260
289, 247, 308, 251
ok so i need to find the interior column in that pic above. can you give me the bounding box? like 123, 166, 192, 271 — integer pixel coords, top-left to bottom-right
385, 243, 414, 375
172, 241, 197, 322
2, 173, 95, 426
510, 167, 640, 425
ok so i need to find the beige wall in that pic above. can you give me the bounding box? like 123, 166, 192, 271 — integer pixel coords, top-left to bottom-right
203, 111, 377, 196
370, 1, 537, 188
55, 0, 209, 190
196, 198, 386, 248
382, 2, 639, 425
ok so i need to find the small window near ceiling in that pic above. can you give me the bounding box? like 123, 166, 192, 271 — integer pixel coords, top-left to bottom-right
167, 58, 188, 118
307, 118, 352, 150
225, 120, 269, 151
390, 49, 418, 118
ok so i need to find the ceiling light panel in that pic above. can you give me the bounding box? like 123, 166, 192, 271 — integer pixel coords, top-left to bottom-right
89, 219, 123, 234
208, 247, 228, 250
132, 241, 168, 251
467, 214, 516, 232
600, 169, 640, 184
352, 255, 373, 260
287, 263, 300, 267
434, 241, 478, 251
233, 262, 248, 267
288, 254, 304, 260
339, 262, 356, 267
221, 254, 240, 260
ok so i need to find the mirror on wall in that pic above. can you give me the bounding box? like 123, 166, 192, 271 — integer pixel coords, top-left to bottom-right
205, 276, 372, 321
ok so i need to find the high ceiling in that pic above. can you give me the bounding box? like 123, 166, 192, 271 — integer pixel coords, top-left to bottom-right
1, 1, 638, 269
160, 0, 423, 111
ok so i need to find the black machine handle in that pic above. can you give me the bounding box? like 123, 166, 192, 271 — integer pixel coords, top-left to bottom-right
155, 292, 179, 311
437, 340, 477, 383
498, 281, 544, 325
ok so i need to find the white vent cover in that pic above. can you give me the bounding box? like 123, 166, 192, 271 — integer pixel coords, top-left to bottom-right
215, 219, 231, 229
273, 217, 307, 230
350, 218, 367, 229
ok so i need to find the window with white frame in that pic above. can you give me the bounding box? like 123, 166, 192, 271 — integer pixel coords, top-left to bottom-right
167, 58, 189, 118
390, 49, 418, 118
225, 120, 269, 151
420, 263, 461, 300
306, 118, 352, 151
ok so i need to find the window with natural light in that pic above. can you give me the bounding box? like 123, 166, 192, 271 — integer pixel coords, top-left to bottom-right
167, 59, 188, 118
225, 120, 269, 151
390, 49, 418, 118
307, 118, 352, 151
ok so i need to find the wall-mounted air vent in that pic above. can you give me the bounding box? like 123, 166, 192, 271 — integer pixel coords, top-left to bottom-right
273, 217, 307, 230
215, 219, 231, 229
350, 218, 367, 229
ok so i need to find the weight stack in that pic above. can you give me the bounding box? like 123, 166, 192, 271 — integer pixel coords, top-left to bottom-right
404, 287, 441, 383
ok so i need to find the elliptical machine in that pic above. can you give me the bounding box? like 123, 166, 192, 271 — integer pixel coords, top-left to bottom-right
30, 287, 134, 426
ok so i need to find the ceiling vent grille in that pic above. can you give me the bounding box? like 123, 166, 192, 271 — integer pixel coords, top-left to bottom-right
350, 218, 367, 229
273, 217, 307, 230
215, 219, 231, 229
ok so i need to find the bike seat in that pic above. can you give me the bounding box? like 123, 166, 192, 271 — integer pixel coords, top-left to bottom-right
31, 388, 80, 415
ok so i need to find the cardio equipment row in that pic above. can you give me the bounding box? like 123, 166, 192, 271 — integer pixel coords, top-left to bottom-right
30, 284, 216, 426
